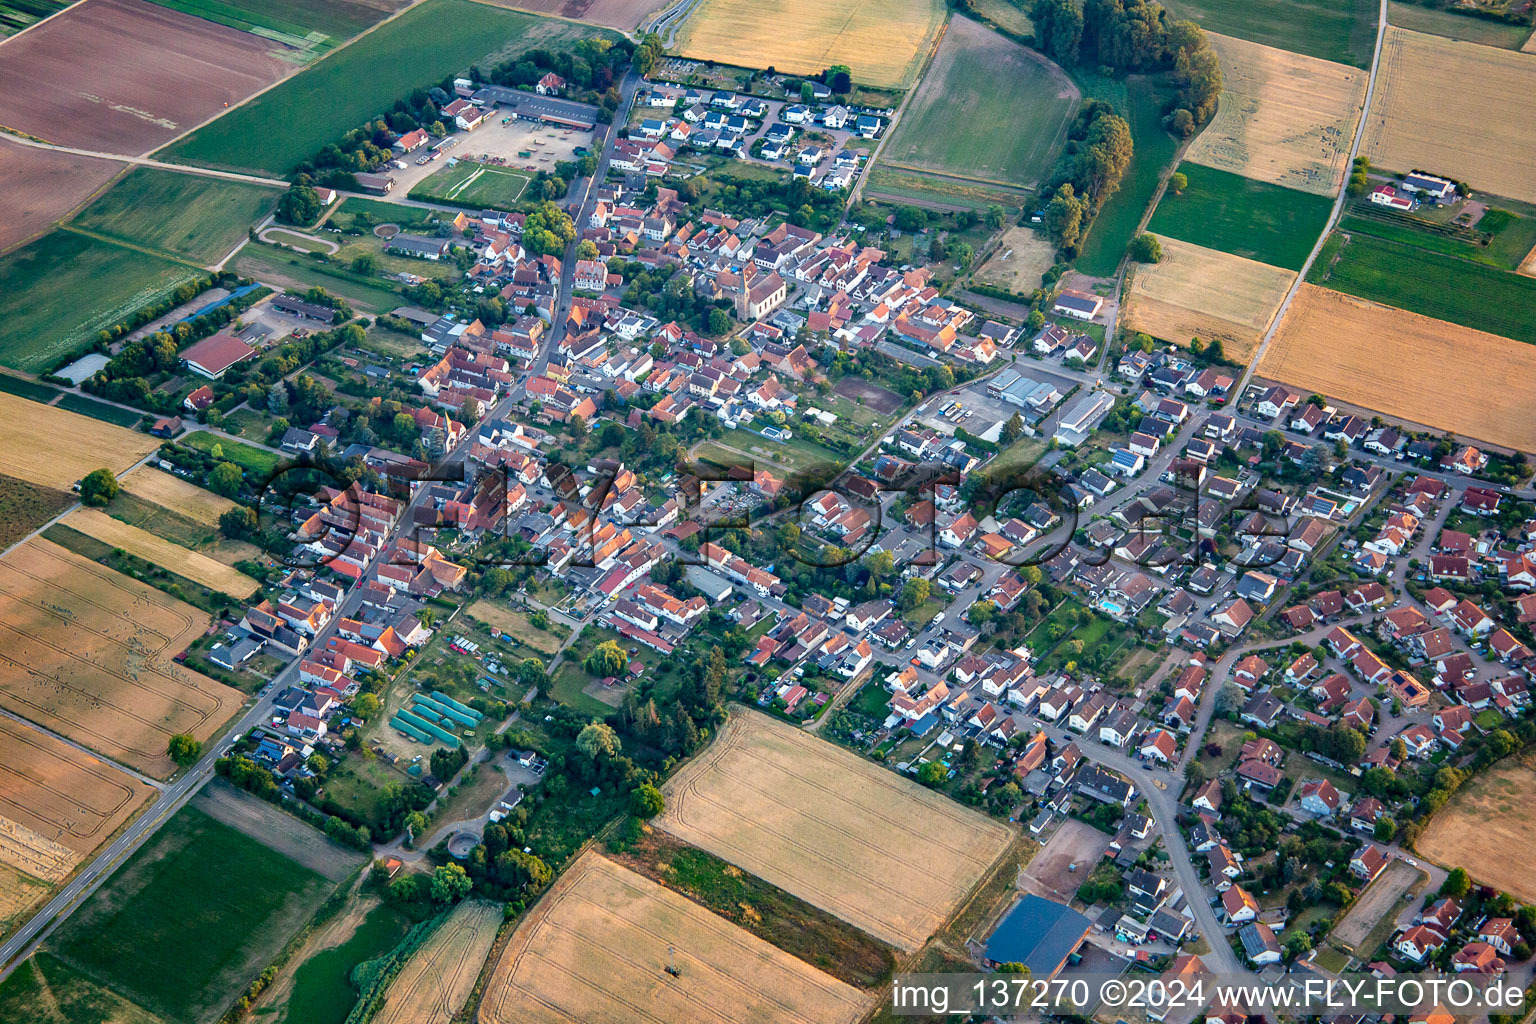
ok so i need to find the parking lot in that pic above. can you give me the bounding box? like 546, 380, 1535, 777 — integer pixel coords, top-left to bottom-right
368, 118, 592, 199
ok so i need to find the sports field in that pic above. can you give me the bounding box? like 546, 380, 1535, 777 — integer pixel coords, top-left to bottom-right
1147, 163, 1333, 270
162, 0, 611, 174
676, 0, 946, 90
481, 852, 871, 1024
1185, 33, 1365, 195
1308, 230, 1536, 345
0, 537, 242, 778
372, 900, 501, 1024
658, 710, 1012, 951
45, 803, 336, 1024
408, 161, 532, 210
878, 16, 1077, 188
0, 391, 159, 488
0, 716, 152, 884
69, 168, 279, 264
1162, 0, 1378, 67
142, 0, 407, 59
1362, 28, 1536, 204
1074, 78, 1180, 277
1123, 236, 1294, 361
119, 466, 239, 527
1258, 284, 1536, 452
0, 231, 204, 374
62, 507, 258, 598
1416, 747, 1536, 902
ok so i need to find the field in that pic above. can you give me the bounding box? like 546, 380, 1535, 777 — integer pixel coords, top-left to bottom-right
1416, 747, 1536, 901
1185, 33, 1366, 195
0, 0, 290, 153
1162, 0, 1378, 67
466, 600, 563, 656
969, 0, 1031, 36
1386, 1, 1535, 48
1123, 235, 1294, 360
0, 0, 70, 36
1362, 28, 1536, 204
181, 430, 281, 477
1147, 163, 1334, 270
1309, 230, 1536, 344
0, 140, 124, 256
232, 242, 403, 314
0, 953, 167, 1024
861, 166, 1031, 211
45, 803, 337, 1024
1339, 198, 1536, 271
55, 393, 143, 427
480, 852, 871, 1024
481, 0, 659, 29
0, 390, 158, 487
162, 0, 610, 174
657, 710, 1012, 951
69, 168, 279, 264
878, 16, 1077, 189
141, 0, 406, 59
0, 471, 73, 551
1257, 284, 1536, 452
371, 899, 501, 1024
1073, 78, 1180, 277
62, 507, 258, 598
118, 466, 238, 526
675, 0, 946, 90
263, 898, 411, 1024
973, 226, 1057, 294
0, 230, 204, 374
408, 160, 532, 210
0, 537, 242, 777
1329, 857, 1419, 951
100, 489, 263, 569
0, 715, 153, 885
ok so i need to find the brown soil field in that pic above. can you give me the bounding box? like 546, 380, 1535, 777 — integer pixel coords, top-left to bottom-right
118, 466, 237, 526
0, 0, 291, 154
1186, 33, 1366, 195
1123, 236, 1295, 361
0, 140, 124, 255
0, 716, 154, 883
974, 227, 1056, 295
63, 507, 258, 598
1416, 747, 1536, 902
1020, 818, 1112, 902
466, 600, 563, 656
657, 710, 1013, 951
1330, 857, 1420, 950
1362, 27, 1536, 204
482, 0, 662, 29
372, 899, 502, 1024
1257, 284, 1536, 452
192, 780, 364, 882
0, 537, 242, 778
830, 376, 905, 415
481, 852, 871, 1024
0, 390, 157, 490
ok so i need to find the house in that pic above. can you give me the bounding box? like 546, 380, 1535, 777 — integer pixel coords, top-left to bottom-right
1451, 942, 1506, 974
1350, 844, 1390, 882
1295, 778, 1341, 817
1396, 924, 1445, 963
388, 234, 452, 260
1221, 885, 1259, 924
1052, 289, 1103, 321
1239, 922, 1283, 965
1370, 184, 1415, 211
536, 72, 565, 95
1479, 918, 1519, 956
983, 895, 1093, 979
1400, 171, 1456, 202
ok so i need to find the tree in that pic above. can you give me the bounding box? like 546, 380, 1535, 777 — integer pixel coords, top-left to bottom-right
969, 600, 997, 626
403, 810, 428, 844
900, 577, 931, 611
630, 783, 664, 818
430, 863, 472, 903
276, 183, 322, 226
707, 308, 732, 335
79, 468, 119, 506
576, 722, 622, 761
1373, 816, 1397, 842
917, 761, 947, 787
1441, 867, 1471, 898
351, 252, 380, 275
827, 64, 852, 94
1032, 0, 1084, 64
575, 238, 600, 260
1043, 184, 1087, 250
1169, 171, 1188, 194
167, 732, 202, 767
220, 505, 257, 539
208, 461, 244, 498
800, 80, 815, 102
352, 693, 381, 719
306, 753, 329, 775
1002, 412, 1025, 444
1129, 233, 1163, 263
1391, 737, 1408, 762
1283, 931, 1313, 961
584, 640, 628, 678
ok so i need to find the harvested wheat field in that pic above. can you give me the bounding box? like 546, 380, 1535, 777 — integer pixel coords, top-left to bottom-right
0, 139, 124, 255
0, 537, 241, 778
677, 0, 945, 89
1416, 747, 1536, 902
118, 466, 238, 527
373, 899, 501, 1024
481, 852, 870, 1024
1124, 236, 1295, 361
0, 716, 153, 883
974, 227, 1057, 295
0, 391, 157, 490
1362, 27, 1536, 204
63, 507, 257, 598
0, 0, 291, 154
1259, 284, 1536, 452
1187, 33, 1366, 195
658, 710, 1012, 951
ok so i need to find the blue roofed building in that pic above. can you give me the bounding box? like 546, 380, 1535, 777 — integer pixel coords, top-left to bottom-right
984, 894, 1093, 977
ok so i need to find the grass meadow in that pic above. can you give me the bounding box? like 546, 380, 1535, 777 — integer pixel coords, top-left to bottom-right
1074, 77, 1180, 277
1147, 163, 1334, 270
71, 168, 279, 263
1162, 0, 1379, 67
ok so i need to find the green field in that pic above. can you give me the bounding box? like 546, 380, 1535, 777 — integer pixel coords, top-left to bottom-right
1338, 198, 1536, 271
160, 0, 611, 174
0, 231, 203, 373
45, 806, 334, 1024
183, 430, 282, 477
277, 902, 412, 1024
409, 160, 533, 210
0, 0, 67, 36
54, 393, 144, 427
0, 954, 166, 1024
1385, 1, 1535, 48
1074, 78, 1180, 276
1309, 231, 1536, 345
328, 197, 444, 233
143, 0, 392, 58
969, 0, 1032, 36
859, 167, 1030, 211
1147, 163, 1333, 270
879, 16, 1077, 188
0, 372, 60, 402
70, 168, 280, 264
233, 242, 403, 314
1162, 0, 1379, 67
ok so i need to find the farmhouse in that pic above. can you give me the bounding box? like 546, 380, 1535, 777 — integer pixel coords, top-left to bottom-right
1370, 185, 1415, 211
181, 332, 256, 379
